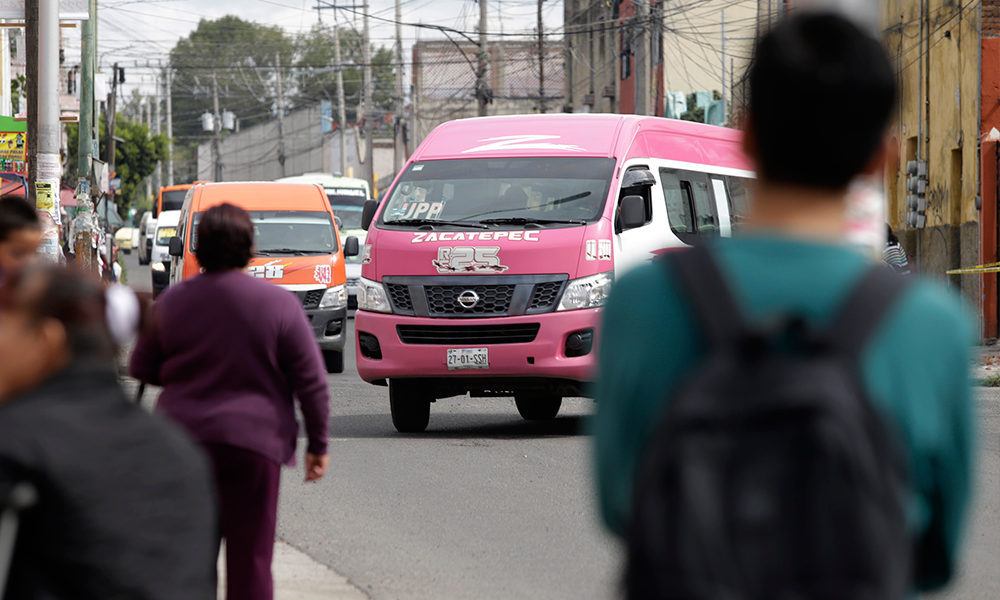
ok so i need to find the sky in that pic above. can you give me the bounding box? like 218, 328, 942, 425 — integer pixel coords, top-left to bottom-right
63, 0, 562, 98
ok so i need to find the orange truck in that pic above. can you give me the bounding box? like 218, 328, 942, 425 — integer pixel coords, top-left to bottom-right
167, 182, 359, 372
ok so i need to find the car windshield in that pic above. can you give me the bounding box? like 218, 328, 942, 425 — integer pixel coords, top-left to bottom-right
160, 189, 187, 212
332, 206, 364, 231
156, 226, 176, 245
326, 187, 368, 207
190, 210, 338, 255
379, 158, 615, 226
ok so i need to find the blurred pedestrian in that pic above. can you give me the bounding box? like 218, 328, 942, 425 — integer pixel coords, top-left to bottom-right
130, 203, 330, 600
0, 265, 217, 599
884, 223, 911, 275
0, 195, 41, 284
594, 13, 974, 600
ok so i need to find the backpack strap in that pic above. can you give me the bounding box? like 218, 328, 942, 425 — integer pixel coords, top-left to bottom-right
666, 245, 747, 347
828, 266, 911, 358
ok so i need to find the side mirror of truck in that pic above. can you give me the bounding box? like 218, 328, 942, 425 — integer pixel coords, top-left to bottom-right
168, 236, 183, 257
618, 195, 646, 231
344, 236, 360, 257
334, 215, 343, 229
361, 199, 378, 231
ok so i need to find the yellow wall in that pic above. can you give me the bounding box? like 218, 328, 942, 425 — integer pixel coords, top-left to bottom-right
881, 0, 979, 296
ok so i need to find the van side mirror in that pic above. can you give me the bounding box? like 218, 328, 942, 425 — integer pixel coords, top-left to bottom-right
344, 236, 360, 257
168, 236, 183, 257
619, 195, 646, 231
361, 199, 378, 231
334, 215, 343, 229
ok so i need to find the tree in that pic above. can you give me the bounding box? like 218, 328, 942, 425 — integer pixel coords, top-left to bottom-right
65, 116, 168, 218
168, 16, 295, 183
294, 24, 396, 119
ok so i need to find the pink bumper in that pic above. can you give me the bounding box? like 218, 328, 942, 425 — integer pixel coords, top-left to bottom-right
355, 309, 601, 383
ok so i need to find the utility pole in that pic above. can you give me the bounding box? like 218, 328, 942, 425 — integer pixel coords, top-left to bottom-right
275, 51, 286, 178
74, 0, 98, 273
394, 0, 405, 172
478, 0, 488, 117
537, 0, 545, 113
27, 0, 62, 261
721, 11, 726, 122
107, 63, 119, 246
166, 67, 174, 186
635, 0, 649, 115
333, 17, 347, 176
212, 71, 222, 181
363, 0, 374, 193
155, 75, 162, 196
144, 95, 151, 207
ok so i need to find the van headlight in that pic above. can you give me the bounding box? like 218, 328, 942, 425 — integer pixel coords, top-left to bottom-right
357, 277, 393, 313
557, 272, 613, 311
319, 284, 347, 309
151, 262, 166, 272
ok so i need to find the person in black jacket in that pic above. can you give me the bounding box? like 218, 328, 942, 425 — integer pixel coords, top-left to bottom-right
0, 265, 217, 600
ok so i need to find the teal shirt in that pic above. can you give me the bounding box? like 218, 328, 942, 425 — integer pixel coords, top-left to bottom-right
593, 236, 975, 590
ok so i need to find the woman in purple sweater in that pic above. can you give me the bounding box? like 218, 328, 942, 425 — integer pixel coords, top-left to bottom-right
130, 203, 330, 600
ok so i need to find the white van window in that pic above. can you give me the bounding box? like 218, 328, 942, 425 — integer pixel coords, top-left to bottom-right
726, 176, 752, 230
659, 169, 694, 235
689, 178, 718, 235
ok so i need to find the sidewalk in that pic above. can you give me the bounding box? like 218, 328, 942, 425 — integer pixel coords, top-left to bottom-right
219, 541, 368, 600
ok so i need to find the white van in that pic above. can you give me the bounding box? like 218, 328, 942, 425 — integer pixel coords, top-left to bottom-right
150, 210, 180, 297
138, 211, 156, 265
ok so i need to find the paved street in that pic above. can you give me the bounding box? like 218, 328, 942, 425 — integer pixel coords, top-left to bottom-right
121, 259, 997, 600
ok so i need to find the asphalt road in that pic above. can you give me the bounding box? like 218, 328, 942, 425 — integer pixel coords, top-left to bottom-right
121, 260, 998, 600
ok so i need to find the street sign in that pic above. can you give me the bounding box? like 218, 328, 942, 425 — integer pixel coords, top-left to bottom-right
109, 177, 122, 193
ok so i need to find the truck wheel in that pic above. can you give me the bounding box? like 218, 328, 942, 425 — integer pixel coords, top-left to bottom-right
389, 379, 432, 433
514, 392, 562, 420
323, 350, 344, 374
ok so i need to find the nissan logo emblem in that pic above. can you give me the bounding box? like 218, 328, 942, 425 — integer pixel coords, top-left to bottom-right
457, 290, 480, 309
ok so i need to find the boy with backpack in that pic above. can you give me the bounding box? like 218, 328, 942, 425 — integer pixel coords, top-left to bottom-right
593, 13, 974, 599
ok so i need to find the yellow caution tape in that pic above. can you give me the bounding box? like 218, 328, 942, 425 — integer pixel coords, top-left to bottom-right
946, 261, 1000, 275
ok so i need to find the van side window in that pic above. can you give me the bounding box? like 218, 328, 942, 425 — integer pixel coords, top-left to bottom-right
660, 168, 718, 239
619, 166, 653, 226
726, 176, 752, 230
659, 169, 694, 235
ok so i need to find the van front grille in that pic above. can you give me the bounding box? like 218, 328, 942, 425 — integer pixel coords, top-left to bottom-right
397, 324, 541, 345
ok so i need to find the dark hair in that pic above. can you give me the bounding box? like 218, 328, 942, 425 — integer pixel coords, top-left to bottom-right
0, 195, 40, 242
886, 223, 899, 246
0, 265, 116, 360
195, 203, 254, 272
747, 13, 896, 190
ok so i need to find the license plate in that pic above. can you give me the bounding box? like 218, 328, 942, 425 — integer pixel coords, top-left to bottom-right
447, 347, 489, 370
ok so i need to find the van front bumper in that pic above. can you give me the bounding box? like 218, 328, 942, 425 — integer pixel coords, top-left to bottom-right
307, 306, 348, 352
354, 309, 601, 390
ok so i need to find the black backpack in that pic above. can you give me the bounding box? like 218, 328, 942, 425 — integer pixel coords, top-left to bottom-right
626, 246, 912, 600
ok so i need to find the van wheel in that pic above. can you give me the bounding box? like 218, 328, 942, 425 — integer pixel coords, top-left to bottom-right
389, 379, 432, 433
514, 392, 562, 420
323, 350, 344, 374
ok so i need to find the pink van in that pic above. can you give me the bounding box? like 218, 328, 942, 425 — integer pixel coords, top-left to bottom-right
355, 114, 753, 432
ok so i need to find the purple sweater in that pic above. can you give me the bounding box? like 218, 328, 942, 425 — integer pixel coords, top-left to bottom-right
130, 270, 329, 465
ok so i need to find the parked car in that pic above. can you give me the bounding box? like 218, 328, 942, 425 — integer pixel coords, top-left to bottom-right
114, 227, 134, 253
137, 211, 155, 265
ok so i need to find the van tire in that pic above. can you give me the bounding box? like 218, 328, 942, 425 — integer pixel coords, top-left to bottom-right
514, 392, 562, 420
389, 379, 431, 433
323, 350, 344, 374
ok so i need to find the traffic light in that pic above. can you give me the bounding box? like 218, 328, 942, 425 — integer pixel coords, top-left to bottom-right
905, 159, 927, 229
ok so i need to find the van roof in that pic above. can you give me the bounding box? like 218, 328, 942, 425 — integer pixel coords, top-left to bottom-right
156, 210, 181, 227
275, 173, 369, 190
413, 114, 750, 171
193, 182, 330, 212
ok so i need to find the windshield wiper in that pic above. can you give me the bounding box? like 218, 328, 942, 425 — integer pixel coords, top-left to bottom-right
479, 217, 587, 226
550, 191, 591, 206
257, 248, 312, 256
383, 218, 488, 229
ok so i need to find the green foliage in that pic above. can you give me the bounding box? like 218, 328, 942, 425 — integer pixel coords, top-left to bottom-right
679, 90, 723, 123
294, 24, 397, 117
169, 16, 294, 183
979, 374, 1000, 387
10, 75, 25, 114
65, 117, 168, 218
